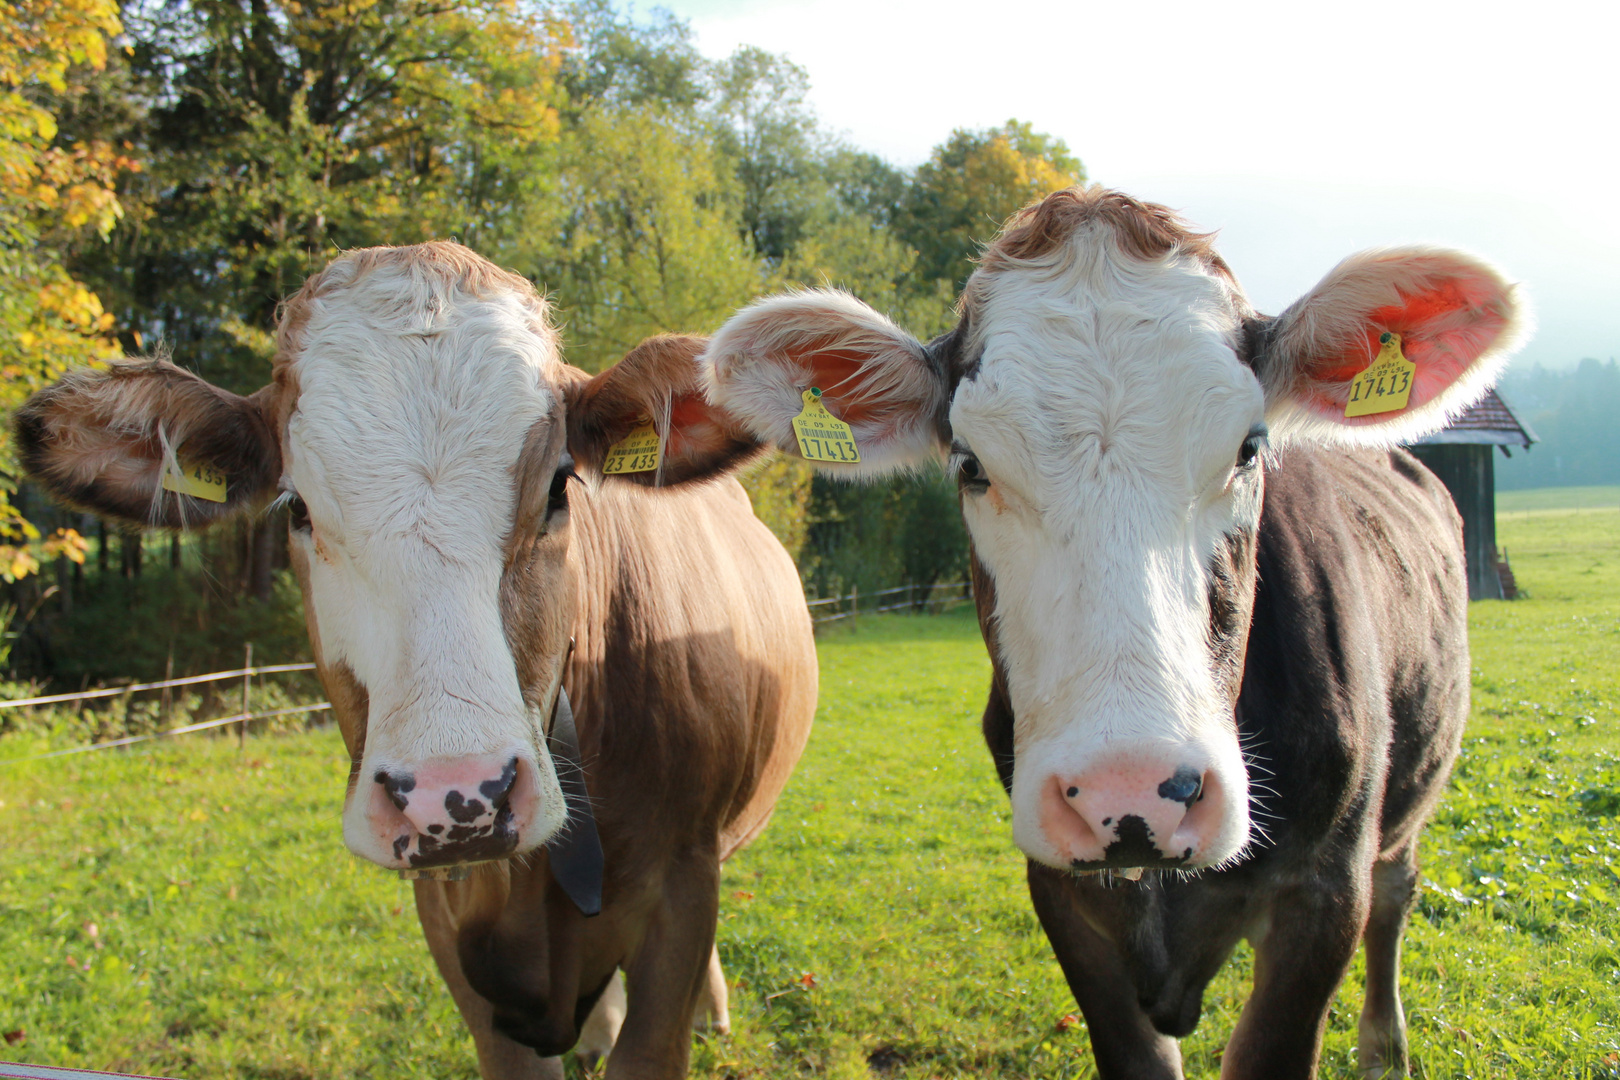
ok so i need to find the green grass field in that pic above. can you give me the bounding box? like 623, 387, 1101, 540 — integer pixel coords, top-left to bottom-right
2, 497, 1617, 1078
1496, 485, 1620, 516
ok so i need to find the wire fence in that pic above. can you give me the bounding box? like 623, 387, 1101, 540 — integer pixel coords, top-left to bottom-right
1, 581, 974, 764
0, 649, 327, 765
0, 663, 316, 710
807, 580, 972, 625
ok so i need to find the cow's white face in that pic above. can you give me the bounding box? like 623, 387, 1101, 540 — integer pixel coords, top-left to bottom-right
16, 240, 767, 874
280, 252, 571, 868
704, 186, 1524, 873
953, 236, 1265, 870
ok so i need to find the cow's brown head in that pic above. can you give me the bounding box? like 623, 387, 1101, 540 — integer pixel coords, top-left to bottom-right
17, 241, 762, 871
702, 187, 1525, 873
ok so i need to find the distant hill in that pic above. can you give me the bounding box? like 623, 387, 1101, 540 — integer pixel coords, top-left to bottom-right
1496, 358, 1620, 490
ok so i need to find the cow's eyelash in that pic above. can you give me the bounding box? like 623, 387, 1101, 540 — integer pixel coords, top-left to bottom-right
950, 446, 990, 491
271, 486, 312, 531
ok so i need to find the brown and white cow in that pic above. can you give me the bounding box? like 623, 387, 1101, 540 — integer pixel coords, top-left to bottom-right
16, 243, 818, 1079
700, 188, 1522, 1078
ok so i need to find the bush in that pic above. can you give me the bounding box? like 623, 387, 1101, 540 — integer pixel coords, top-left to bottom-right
9, 565, 308, 688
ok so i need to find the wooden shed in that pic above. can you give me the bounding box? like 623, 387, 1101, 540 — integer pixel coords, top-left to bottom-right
1406, 388, 1537, 600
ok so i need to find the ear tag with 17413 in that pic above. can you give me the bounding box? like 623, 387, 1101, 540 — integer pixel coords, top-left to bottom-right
602, 421, 662, 475
791, 388, 860, 463
1344, 331, 1416, 418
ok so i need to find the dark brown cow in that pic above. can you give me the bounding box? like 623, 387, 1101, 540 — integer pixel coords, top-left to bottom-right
16, 243, 818, 1079
700, 187, 1523, 1078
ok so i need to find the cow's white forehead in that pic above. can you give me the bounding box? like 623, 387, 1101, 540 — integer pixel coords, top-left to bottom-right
284, 273, 557, 551
955, 240, 1263, 510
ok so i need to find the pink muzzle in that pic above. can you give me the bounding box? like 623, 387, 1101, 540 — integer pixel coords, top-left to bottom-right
368, 753, 532, 868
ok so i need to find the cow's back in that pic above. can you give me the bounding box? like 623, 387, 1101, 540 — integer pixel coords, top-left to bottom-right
1240, 447, 1469, 860
568, 475, 817, 870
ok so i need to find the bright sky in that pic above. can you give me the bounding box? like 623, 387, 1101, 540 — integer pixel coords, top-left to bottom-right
651, 0, 1619, 371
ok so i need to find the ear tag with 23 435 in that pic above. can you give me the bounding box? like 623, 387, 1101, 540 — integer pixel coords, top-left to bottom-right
1344, 331, 1416, 418
161, 460, 227, 503
602, 419, 662, 475
791, 388, 860, 463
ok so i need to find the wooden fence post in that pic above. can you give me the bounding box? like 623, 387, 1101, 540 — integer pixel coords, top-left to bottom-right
160, 649, 174, 726
239, 642, 253, 748
850, 585, 858, 627
119, 684, 135, 742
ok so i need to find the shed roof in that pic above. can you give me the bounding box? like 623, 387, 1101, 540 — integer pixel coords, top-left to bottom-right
1409, 388, 1537, 447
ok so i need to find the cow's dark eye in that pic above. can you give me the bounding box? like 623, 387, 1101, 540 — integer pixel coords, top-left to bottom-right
547, 456, 576, 518
955, 451, 990, 492
1236, 428, 1268, 470
287, 495, 311, 532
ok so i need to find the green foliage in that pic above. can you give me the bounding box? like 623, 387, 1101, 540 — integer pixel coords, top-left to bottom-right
526, 102, 773, 373
14, 565, 308, 688
1498, 359, 1620, 490
555, 1, 706, 113
896, 119, 1085, 296
802, 466, 969, 602
3, 502, 1618, 1075
0, 0, 128, 575
9, 1, 1099, 681
82, 0, 567, 393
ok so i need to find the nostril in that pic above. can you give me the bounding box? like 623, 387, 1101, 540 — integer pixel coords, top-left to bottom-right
375, 768, 416, 811
479, 756, 520, 808
1156, 766, 1204, 809
1066, 785, 1079, 798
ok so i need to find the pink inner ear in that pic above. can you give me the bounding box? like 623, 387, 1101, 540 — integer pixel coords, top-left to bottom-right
666, 391, 746, 460
793, 344, 921, 445
1306, 273, 1510, 423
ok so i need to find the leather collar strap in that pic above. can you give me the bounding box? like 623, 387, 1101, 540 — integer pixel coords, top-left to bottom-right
544, 685, 603, 917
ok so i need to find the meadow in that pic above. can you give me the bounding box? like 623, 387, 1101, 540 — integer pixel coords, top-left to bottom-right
1, 495, 1617, 1079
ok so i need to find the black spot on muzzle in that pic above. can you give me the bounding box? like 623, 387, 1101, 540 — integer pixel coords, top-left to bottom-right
1157, 766, 1203, 809
1069, 814, 1194, 873
480, 757, 518, 803
406, 818, 519, 868
445, 791, 488, 823
376, 769, 415, 811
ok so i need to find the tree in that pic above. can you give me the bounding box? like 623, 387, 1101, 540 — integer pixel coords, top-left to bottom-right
898, 119, 1084, 296
556, 0, 706, 114
1498, 358, 1620, 489
524, 103, 774, 374
81, 0, 568, 395
0, 0, 126, 581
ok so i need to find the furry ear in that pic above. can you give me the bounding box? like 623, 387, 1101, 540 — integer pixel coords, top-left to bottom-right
702, 290, 946, 477
565, 334, 766, 487
1259, 246, 1528, 446
15, 359, 281, 528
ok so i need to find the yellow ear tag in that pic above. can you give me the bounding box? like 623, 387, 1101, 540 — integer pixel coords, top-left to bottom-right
601, 420, 662, 475
791, 388, 861, 464
1344, 332, 1417, 418
161, 460, 227, 503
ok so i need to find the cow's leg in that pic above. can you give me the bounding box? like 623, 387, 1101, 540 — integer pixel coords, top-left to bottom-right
576, 970, 627, 1072
1358, 845, 1418, 1078
693, 944, 731, 1035
1220, 871, 1371, 1080
1027, 864, 1184, 1080
414, 880, 564, 1080
604, 856, 720, 1079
